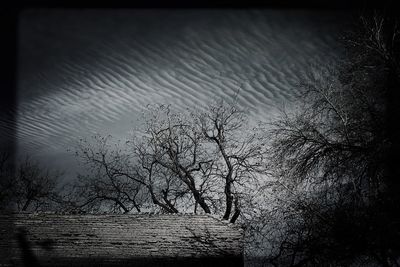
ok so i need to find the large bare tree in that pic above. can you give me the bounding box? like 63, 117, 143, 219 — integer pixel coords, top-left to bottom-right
68, 101, 266, 223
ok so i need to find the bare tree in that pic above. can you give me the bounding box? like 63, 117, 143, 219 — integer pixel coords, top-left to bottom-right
61, 136, 147, 214
198, 102, 266, 222
0, 153, 63, 212
137, 104, 215, 214
0, 152, 13, 210
68, 101, 267, 223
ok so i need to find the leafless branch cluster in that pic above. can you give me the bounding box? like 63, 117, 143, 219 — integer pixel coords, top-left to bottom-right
66, 101, 266, 223
0, 153, 63, 212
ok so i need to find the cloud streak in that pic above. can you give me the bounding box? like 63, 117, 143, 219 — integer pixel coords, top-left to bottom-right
11, 9, 349, 177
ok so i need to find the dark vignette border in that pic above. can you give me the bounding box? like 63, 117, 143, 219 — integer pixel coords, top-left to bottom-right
0, 1, 398, 266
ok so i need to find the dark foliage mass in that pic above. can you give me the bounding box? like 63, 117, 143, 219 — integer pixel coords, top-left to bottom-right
247, 11, 400, 266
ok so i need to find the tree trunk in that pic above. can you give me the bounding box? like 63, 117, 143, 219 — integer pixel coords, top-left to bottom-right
229, 197, 240, 223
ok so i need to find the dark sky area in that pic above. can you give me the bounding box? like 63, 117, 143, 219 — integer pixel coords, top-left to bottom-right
2, 8, 353, 181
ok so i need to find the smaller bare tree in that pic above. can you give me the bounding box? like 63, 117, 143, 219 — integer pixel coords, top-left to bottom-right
62, 136, 147, 214
0, 153, 63, 212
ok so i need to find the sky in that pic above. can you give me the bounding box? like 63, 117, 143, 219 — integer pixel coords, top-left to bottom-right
12, 8, 352, 182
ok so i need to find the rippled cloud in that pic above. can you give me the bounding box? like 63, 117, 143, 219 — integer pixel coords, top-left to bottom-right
12, 9, 351, 178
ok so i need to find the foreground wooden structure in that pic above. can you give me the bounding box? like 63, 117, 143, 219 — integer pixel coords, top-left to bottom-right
0, 213, 244, 267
